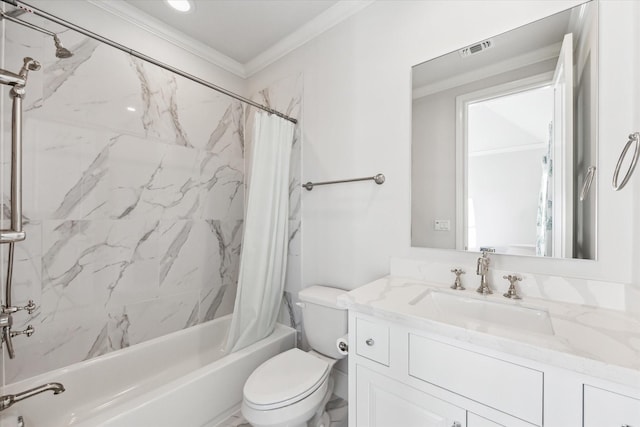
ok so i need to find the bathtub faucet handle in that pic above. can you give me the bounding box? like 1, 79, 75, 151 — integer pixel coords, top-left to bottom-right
3, 300, 37, 315
10, 325, 34, 338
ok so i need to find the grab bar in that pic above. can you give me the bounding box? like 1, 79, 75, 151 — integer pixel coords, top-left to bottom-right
579, 166, 596, 201
613, 132, 640, 191
302, 173, 385, 191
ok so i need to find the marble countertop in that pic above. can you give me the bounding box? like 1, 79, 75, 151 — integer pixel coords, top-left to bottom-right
338, 276, 640, 389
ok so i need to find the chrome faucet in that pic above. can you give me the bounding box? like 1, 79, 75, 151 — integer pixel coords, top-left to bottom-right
476, 250, 492, 295
0, 382, 65, 411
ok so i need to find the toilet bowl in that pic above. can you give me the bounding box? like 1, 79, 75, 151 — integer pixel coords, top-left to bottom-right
242, 349, 335, 427
241, 286, 348, 427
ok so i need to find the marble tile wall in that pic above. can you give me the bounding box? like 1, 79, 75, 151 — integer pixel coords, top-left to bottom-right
1, 18, 245, 383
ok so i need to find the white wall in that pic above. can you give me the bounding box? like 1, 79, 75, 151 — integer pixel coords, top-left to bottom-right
248, 0, 639, 293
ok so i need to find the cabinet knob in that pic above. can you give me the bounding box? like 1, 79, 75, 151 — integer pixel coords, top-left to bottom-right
365, 338, 375, 346
451, 422, 461, 427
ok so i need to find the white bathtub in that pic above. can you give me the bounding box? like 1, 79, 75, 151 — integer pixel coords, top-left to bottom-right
0, 315, 296, 427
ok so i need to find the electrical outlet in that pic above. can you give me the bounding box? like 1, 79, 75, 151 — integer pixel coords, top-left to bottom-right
434, 219, 451, 231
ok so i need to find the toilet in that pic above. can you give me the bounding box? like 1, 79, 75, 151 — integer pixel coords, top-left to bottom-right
241, 286, 348, 427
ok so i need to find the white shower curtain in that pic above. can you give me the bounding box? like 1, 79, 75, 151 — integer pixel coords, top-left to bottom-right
225, 111, 294, 353
536, 122, 553, 257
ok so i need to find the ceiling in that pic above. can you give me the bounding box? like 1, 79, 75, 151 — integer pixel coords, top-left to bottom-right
122, 0, 339, 64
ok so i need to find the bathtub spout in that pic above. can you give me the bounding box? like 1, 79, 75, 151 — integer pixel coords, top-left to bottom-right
0, 382, 65, 411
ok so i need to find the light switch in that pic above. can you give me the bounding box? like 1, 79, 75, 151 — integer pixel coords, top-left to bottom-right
434, 219, 451, 231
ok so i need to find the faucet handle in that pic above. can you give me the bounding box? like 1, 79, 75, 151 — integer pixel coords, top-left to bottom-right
502, 274, 522, 284
3, 300, 37, 315
10, 325, 34, 338
502, 274, 522, 299
450, 268, 465, 290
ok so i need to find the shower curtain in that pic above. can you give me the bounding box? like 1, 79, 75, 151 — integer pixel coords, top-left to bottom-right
225, 111, 294, 353
536, 122, 553, 257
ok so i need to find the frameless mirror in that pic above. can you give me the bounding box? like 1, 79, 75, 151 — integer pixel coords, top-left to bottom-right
411, 1, 597, 259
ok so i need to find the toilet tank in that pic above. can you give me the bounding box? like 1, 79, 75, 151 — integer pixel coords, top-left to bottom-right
298, 286, 348, 359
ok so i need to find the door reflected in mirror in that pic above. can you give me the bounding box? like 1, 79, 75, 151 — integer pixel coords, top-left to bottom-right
411, 1, 597, 260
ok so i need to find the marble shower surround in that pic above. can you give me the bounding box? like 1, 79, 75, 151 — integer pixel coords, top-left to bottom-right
1, 20, 246, 383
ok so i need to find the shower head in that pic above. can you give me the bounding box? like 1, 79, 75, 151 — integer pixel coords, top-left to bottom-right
53, 35, 73, 59
13, 57, 41, 89
20, 57, 41, 74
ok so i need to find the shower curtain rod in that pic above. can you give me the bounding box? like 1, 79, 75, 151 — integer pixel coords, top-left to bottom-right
0, 0, 298, 125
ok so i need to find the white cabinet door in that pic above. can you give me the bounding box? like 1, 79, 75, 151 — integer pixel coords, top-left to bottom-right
584, 386, 640, 427
467, 413, 504, 427
356, 365, 466, 427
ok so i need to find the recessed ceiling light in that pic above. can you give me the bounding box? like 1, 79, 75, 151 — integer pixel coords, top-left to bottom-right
126, 106, 136, 112
166, 0, 193, 13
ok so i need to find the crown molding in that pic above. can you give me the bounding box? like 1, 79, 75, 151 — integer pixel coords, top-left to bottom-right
244, 0, 375, 77
87, 0, 375, 80
87, 0, 247, 77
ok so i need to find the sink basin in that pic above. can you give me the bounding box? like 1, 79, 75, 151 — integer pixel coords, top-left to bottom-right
409, 290, 554, 336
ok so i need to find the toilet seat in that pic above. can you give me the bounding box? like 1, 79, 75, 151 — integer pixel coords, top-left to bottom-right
244, 348, 331, 410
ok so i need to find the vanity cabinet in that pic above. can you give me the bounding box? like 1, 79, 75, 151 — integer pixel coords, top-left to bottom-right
467, 413, 504, 427
349, 311, 640, 427
408, 334, 543, 425
350, 312, 536, 427
356, 365, 466, 427
583, 385, 640, 427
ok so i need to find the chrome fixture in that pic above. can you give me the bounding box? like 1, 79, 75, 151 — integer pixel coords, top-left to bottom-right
0, 383, 65, 411
1, 1, 296, 124
579, 166, 596, 201
502, 274, 522, 300
476, 250, 492, 295
613, 132, 640, 191
302, 173, 385, 191
0, 57, 41, 358
0, 11, 74, 58
450, 268, 465, 290
52, 34, 73, 59
0, 56, 40, 243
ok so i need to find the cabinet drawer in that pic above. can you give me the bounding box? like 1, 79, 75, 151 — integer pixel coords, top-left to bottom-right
409, 334, 543, 426
355, 317, 389, 366
584, 385, 640, 427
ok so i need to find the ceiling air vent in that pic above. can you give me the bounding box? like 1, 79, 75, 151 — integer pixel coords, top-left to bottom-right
459, 39, 494, 58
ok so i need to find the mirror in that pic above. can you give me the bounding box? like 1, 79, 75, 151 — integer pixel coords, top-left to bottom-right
411, 2, 597, 259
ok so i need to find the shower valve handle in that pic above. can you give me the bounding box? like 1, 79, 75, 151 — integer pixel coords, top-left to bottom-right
10, 325, 34, 338
3, 300, 37, 315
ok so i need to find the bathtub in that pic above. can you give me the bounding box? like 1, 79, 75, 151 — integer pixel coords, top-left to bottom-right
0, 315, 296, 427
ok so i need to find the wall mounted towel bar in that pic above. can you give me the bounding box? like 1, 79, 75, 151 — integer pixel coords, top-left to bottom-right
613, 132, 640, 191
302, 173, 385, 191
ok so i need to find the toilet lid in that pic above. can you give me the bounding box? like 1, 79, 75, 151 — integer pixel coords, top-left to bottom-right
244, 348, 330, 409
